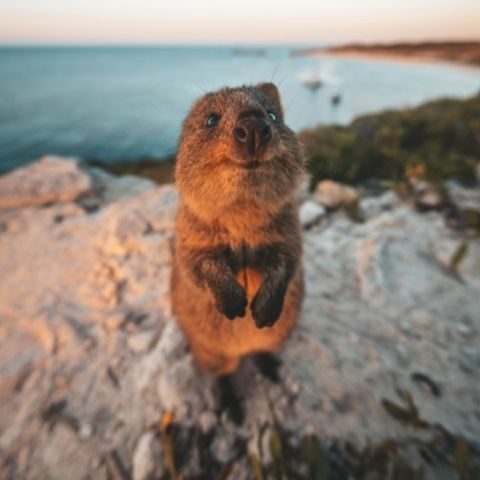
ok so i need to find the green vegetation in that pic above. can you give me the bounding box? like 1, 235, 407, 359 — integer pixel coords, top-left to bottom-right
300, 93, 480, 189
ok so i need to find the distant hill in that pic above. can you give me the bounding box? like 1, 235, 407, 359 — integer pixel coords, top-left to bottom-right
294, 40, 480, 67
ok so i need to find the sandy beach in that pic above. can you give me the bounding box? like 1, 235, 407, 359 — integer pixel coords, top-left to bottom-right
295, 40, 480, 69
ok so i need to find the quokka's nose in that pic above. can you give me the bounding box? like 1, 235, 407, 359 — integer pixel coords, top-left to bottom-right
233, 116, 271, 155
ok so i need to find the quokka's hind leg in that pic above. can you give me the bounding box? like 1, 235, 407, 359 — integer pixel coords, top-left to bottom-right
253, 352, 282, 383
217, 375, 244, 425
190, 342, 240, 377
189, 343, 244, 424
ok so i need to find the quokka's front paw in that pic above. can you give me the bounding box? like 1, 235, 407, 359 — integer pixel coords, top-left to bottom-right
251, 286, 286, 328
214, 280, 248, 320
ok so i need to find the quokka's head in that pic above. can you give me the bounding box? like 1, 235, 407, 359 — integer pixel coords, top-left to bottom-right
175, 83, 305, 215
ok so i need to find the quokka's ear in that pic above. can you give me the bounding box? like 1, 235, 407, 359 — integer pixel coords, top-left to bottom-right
256, 82, 283, 117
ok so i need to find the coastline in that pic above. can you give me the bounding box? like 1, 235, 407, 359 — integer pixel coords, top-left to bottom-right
2, 44, 479, 171
305, 50, 480, 70
294, 41, 480, 70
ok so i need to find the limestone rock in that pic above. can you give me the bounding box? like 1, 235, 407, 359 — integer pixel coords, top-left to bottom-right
136, 320, 186, 391
409, 178, 446, 210
88, 167, 157, 205
360, 190, 400, 220
127, 330, 157, 353
210, 432, 239, 464
314, 180, 358, 208
446, 180, 480, 211
1, 156, 480, 478
156, 355, 214, 419
198, 410, 217, 434
132, 431, 164, 480
299, 200, 326, 228
0, 156, 91, 208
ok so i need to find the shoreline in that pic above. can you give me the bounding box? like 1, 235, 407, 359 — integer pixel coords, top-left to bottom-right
305, 50, 480, 73
294, 41, 480, 70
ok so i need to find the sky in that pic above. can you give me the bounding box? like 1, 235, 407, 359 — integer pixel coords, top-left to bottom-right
0, 0, 479, 45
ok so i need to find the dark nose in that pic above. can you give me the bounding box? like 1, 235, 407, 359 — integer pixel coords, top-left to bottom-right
234, 116, 271, 155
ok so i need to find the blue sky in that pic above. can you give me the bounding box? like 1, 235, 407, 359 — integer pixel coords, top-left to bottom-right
0, 0, 479, 44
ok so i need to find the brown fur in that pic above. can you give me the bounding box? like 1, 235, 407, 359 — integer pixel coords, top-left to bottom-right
171, 83, 305, 376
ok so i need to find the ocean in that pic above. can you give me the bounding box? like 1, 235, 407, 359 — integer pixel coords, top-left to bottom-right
0, 45, 479, 172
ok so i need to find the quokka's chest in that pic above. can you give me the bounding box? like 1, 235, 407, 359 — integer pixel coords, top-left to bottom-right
224, 243, 275, 299
224, 242, 273, 272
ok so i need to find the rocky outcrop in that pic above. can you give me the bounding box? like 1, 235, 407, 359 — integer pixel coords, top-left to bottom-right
0, 156, 92, 208
299, 200, 326, 228
0, 157, 479, 479
314, 180, 359, 208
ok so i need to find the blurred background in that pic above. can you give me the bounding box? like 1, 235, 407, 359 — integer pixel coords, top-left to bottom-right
0, 0, 479, 173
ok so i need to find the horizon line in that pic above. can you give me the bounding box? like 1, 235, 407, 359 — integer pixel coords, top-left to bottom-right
1, 37, 479, 49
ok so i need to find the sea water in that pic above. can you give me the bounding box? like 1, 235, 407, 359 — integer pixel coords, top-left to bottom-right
0, 45, 479, 172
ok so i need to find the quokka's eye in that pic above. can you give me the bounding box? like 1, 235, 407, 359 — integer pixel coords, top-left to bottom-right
207, 114, 220, 126
267, 111, 277, 122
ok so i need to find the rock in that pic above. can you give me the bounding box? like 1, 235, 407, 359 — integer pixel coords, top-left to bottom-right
1, 156, 480, 478
198, 411, 218, 435
0, 311, 53, 400
446, 180, 480, 211
132, 431, 163, 480
127, 330, 157, 353
299, 200, 326, 228
360, 190, 400, 220
408, 177, 446, 211
0, 156, 91, 208
88, 167, 157, 205
78, 422, 93, 439
210, 432, 239, 464
136, 320, 186, 390
296, 199, 480, 440
0, 326, 49, 398
314, 180, 358, 208
0, 157, 179, 478
156, 356, 214, 418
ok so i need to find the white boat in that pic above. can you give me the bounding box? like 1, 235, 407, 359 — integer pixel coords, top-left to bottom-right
303, 70, 323, 91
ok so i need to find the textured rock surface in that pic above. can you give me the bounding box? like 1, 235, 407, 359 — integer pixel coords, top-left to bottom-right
132, 431, 164, 480
314, 179, 358, 208
0, 158, 479, 478
299, 199, 326, 228
0, 156, 91, 208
